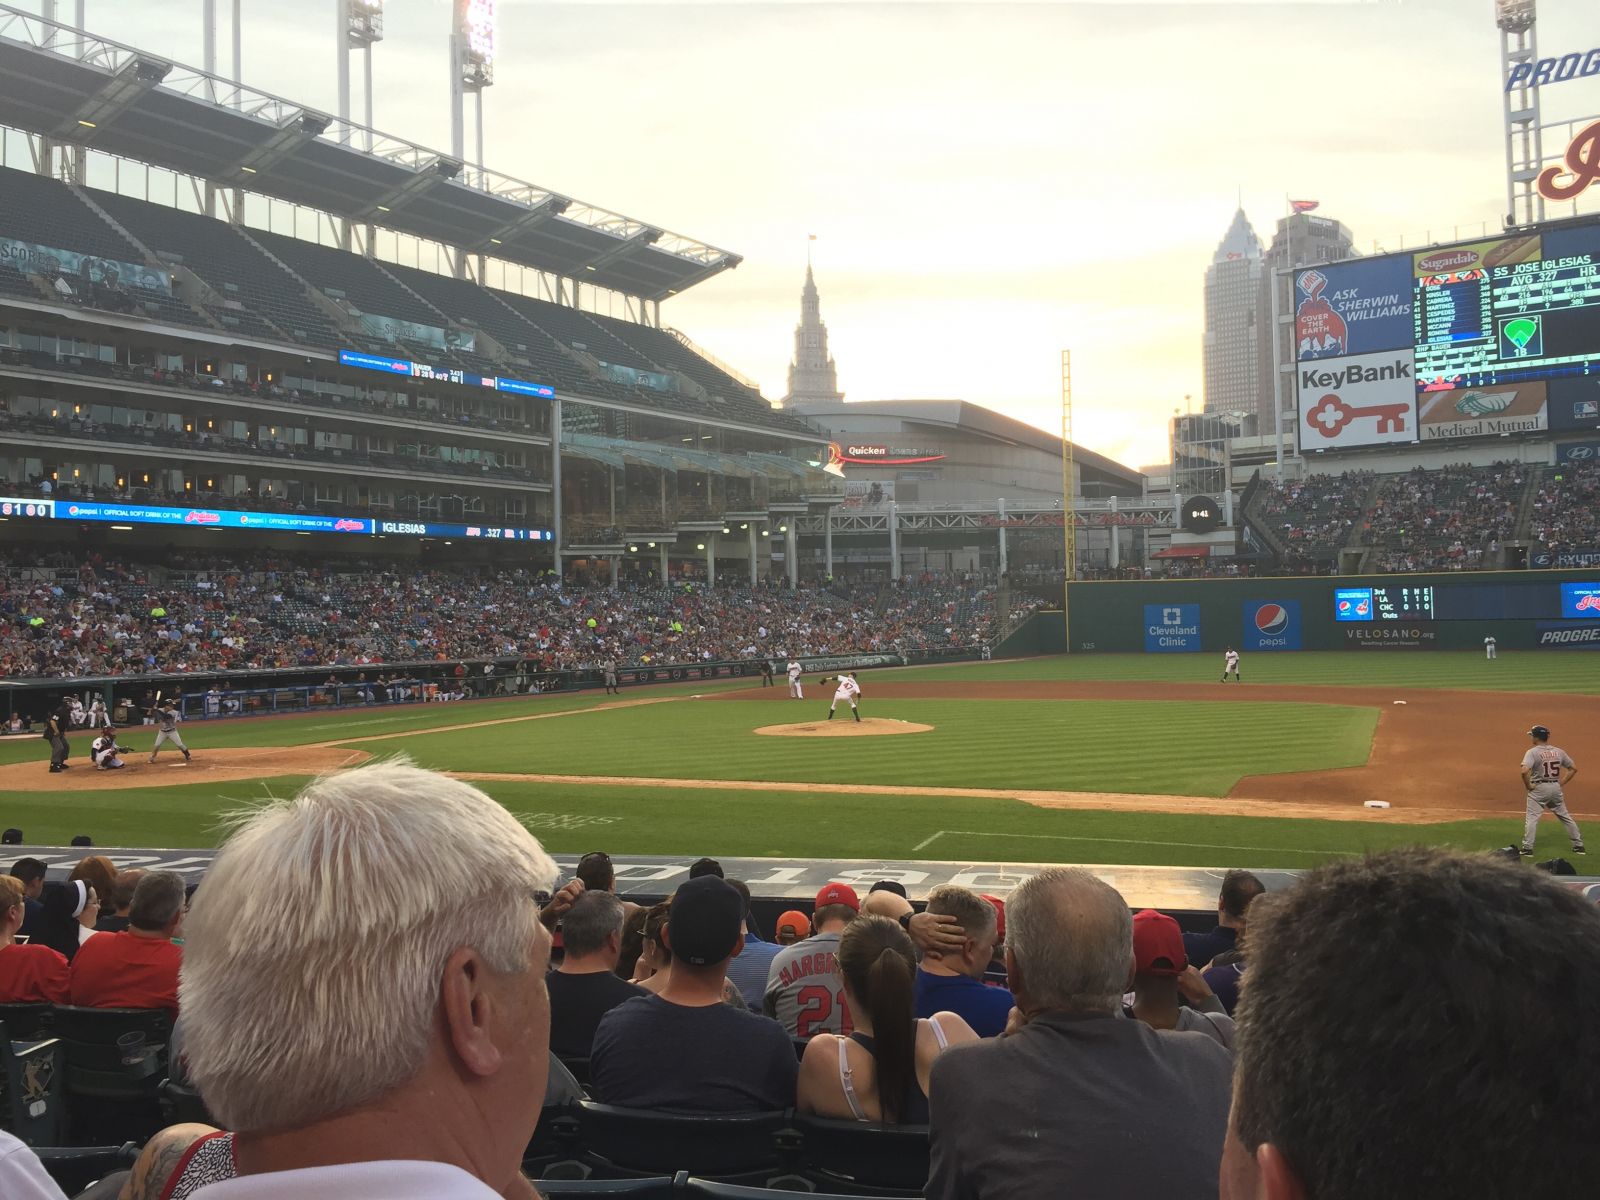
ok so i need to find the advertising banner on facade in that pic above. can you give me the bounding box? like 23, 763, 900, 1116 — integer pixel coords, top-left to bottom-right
1536, 622, 1600, 649
1416, 381, 1548, 441
1548, 377, 1600, 431
357, 313, 475, 354
1298, 350, 1418, 450
842, 481, 894, 509
0, 237, 171, 296
1340, 623, 1439, 649
1294, 257, 1414, 360
1555, 440, 1600, 465
1241, 600, 1302, 651
1143, 604, 1201, 652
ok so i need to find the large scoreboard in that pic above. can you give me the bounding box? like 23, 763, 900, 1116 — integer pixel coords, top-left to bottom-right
1295, 218, 1600, 452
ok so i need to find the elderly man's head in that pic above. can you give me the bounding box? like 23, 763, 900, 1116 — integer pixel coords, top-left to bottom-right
1004, 868, 1132, 1015
180, 761, 557, 1190
1224, 847, 1600, 1200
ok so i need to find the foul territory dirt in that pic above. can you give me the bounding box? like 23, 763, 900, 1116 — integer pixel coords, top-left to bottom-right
5, 682, 1594, 826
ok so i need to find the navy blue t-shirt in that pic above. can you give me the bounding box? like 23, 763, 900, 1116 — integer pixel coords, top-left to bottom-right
591, 993, 798, 1113
915, 968, 1014, 1038
1182, 926, 1238, 970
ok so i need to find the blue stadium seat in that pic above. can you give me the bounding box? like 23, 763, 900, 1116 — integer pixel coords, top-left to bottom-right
158, 1076, 217, 1127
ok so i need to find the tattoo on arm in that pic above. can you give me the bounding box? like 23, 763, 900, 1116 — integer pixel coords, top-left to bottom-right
124, 1132, 198, 1200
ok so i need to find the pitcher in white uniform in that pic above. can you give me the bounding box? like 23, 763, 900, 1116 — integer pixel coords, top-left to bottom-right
1520, 724, 1583, 857
787, 659, 804, 700
828, 673, 862, 722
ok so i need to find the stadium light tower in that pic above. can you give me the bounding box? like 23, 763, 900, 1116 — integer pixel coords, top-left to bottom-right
451, 0, 496, 183
338, 1, 385, 153
1496, 0, 1545, 227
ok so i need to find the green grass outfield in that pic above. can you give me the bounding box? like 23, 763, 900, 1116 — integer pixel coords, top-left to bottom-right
1, 651, 1593, 867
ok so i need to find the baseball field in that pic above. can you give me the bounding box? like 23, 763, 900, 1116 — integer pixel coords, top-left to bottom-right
3, 650, 1598, 867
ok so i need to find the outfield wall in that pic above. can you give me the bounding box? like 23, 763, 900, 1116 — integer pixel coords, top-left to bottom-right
1055, 569, 1600, 655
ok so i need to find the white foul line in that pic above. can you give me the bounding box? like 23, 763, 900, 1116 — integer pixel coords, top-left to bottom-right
917, 829, 1358, 857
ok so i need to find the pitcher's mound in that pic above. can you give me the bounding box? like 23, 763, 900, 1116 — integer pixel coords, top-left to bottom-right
755, 718, 934, 738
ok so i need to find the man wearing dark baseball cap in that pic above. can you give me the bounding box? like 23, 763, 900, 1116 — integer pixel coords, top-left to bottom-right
590, 876, 798, 1112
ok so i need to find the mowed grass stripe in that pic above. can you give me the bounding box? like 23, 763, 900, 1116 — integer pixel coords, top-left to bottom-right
0, 776, 1556, 868
390, 698, 1377, 797
906, 650, 1600, 692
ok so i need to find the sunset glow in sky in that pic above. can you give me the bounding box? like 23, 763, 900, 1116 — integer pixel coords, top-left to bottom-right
56, 0, 1600, 471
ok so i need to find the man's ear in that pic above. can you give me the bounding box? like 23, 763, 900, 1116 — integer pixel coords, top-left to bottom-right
728, 935, 744, 960
1124, 954, 1136, 994
1257, 1143, 1309, 1200
1004, 946, 1024, 999
441, 946, 505, 1078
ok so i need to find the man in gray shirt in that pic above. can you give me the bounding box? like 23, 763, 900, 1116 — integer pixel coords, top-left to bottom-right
927, 868, 1233, 1200
763, 882, 859, 1037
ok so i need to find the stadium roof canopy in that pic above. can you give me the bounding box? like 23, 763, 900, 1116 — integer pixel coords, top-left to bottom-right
0, 6, 739, 302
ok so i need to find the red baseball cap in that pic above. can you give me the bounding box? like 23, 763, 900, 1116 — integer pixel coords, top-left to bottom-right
981, 894, 1006, 941
814, 882, 861, 912
1132, 908, 1187, 977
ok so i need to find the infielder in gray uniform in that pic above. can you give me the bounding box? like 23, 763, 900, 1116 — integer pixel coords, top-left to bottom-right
148, 700, 191, 764
1520, 724, 1583, 857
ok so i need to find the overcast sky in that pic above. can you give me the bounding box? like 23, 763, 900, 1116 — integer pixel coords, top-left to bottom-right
45, 0, 1600, 469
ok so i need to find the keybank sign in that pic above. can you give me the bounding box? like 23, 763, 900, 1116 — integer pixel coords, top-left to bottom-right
1144, 604, 1201, 653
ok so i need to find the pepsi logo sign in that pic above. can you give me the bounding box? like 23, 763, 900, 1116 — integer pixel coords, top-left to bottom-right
1244, 600, 1300, 651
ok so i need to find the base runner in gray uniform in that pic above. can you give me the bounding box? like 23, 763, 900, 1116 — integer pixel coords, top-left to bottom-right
1520, 724, 1583, 857
149, 700, 192, 764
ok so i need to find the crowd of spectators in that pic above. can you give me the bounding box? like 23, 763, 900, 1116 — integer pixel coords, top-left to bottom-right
0, 551, 1038, 682
1528, 459, 1600, 557
6, 764, 1595, 1200
1360, 462, 1523, 572
1250, 471, 1374, 567
1249, 463, 1546, 573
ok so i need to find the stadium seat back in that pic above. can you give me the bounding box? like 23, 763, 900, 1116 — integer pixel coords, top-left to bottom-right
685, 1178, 866, 1200
0, 1030, 65, 1145
571, 1101, 790, 1180
51, 1007, 171, 1142
0, 1002, 54, 1040
535, 1176, 678, 1199
158, 1077, 218, 1127
791, 1113, 931, 1194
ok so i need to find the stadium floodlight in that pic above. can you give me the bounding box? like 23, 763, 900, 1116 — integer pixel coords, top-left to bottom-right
1494, 0, 1535, 34
458, 0, 496, 88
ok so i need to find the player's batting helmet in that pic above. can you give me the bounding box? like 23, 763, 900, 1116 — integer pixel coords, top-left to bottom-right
1529, 725, 1550, 740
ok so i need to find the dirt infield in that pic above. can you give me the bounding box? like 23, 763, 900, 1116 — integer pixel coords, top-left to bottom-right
0, 745, 371, 791
713, 680, 1600, 819
755, 718, 934, 738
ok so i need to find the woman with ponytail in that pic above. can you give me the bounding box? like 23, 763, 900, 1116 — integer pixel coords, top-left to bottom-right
797, 915, 976, 1124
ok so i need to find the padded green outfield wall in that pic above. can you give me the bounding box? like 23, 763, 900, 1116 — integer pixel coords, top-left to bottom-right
1044, 569, 1600, 655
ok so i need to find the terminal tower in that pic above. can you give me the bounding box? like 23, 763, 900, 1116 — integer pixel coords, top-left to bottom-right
782, 264, 844, 408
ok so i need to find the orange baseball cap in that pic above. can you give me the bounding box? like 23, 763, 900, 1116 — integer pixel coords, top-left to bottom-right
981, 894, 1006, 941
776, 909, 811, 939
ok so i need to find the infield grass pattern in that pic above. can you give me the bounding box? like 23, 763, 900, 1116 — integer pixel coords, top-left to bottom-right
0, 650, 1592, 865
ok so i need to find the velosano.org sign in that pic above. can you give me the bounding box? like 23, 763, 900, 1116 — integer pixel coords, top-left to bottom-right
1341, 623, 1438, 649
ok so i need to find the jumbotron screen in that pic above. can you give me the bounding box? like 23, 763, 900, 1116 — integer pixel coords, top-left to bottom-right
1294, 217, 1600, 452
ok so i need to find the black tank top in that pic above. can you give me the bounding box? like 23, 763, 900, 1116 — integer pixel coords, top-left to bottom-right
849, 1032, 930, 1124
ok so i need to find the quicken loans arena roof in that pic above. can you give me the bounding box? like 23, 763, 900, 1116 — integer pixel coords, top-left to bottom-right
0, 6, 739, 302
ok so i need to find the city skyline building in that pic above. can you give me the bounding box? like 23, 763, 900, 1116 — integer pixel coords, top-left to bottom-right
1202, 207, 1263, 418
782, 263, 844, 408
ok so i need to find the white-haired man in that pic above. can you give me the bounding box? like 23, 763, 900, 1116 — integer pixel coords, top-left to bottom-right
178, 760, 559, 1199
926, 867, 1233, 1200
